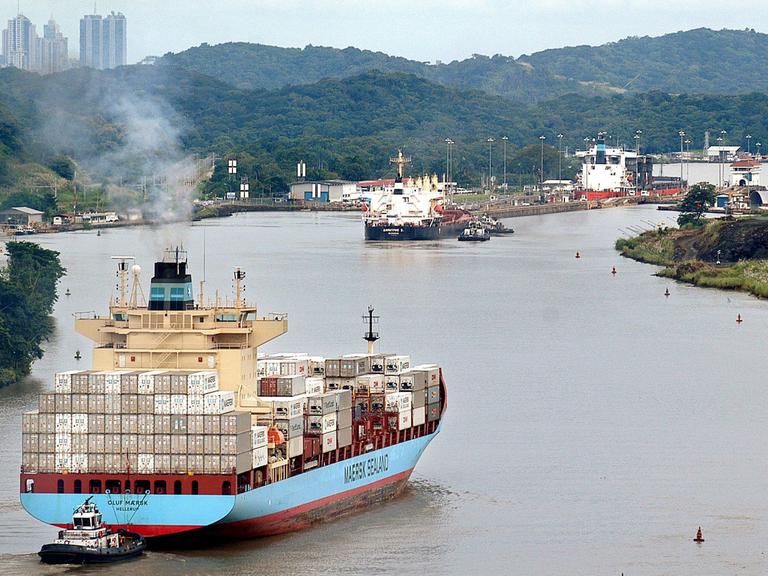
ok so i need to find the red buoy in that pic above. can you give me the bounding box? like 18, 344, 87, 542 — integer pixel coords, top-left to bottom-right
694, 527, 704, 543
611, 266, 617, 275
575, 251, 581, 259
737, 314, 743, 324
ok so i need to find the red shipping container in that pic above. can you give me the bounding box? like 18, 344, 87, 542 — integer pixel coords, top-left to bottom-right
259, 378, 278, 396
303, 436, 320, 458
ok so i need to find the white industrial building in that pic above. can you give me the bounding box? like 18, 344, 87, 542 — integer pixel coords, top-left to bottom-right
289, 180, 357, 203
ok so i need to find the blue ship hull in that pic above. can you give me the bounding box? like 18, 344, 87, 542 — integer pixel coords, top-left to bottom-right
21, 428, 439, 539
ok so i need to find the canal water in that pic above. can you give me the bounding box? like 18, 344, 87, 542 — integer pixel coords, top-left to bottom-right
1, 206, 767, 575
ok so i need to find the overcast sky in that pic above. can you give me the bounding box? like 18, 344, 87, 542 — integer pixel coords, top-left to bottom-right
3, 0, 767, 64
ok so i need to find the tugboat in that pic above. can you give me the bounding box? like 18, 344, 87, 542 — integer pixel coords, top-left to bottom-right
458, 225, 490, 242
478, 216, 514, 236
38, 497, 145, 564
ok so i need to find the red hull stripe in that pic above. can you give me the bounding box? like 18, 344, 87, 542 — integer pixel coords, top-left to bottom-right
219, 468, 414, 533
53, 522, 203, 538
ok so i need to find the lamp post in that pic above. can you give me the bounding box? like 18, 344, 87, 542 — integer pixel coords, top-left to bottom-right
501, 136, 508, 190
678, 130, 685, 188
685, 139, 691, 182
583, 137, 591, 190
444, 138, 454, 189
539, 135, 546, 190
557, 133, 563, 185
746, 134, 752, 155
487, 137, 494, 191
757, 142, 762, 157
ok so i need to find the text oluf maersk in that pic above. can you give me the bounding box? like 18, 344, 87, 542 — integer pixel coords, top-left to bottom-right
344, 454, 389, 484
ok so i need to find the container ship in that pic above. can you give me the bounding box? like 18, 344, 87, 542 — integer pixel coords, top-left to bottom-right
19, 249, 445, 539
574, 133, 683, 201
362, 151, 472, 240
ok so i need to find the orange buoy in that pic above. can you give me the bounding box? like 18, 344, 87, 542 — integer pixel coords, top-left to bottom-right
664, 288, 670, 297
694, 527, 704, 543
611, 266, 617, 275
575, 251, 581, 259
736, 314, 743, 324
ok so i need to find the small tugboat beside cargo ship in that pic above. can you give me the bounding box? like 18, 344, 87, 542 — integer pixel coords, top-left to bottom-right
20, 249, 445, 542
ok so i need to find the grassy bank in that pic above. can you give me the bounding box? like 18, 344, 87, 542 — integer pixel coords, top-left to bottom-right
616, 219, 768, 299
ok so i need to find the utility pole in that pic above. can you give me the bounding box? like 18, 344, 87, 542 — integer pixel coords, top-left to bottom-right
501, 136, 508, 190
557, 133, 563, 184
539, 135, 546, 190
678, 130, 685, 188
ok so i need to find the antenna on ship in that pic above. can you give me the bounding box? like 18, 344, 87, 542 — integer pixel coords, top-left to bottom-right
363, 306, 379, 354
128, 264, 146, 308
111, 256, 134, 307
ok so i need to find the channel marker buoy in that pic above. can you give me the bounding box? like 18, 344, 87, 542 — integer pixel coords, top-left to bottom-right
664, 288, 670, 297
575, 251, 581, 259
736, 314, 743, 324
611, 266, 617, 275
693, 527, 704, 543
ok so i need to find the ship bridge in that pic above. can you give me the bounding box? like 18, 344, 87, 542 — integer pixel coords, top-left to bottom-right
75, 251, 287, 403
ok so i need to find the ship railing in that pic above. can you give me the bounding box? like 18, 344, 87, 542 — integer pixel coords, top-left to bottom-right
212, 343, 249, 349
265, 313, 288, 321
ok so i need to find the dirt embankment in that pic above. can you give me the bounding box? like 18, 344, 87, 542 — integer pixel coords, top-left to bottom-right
617, 217, 768, 299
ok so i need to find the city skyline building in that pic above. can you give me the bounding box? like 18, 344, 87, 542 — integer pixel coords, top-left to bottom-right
2, 14, 36, 71
79, 13, 102, 68
80, 11, 126, 70
38, 18, 68, 74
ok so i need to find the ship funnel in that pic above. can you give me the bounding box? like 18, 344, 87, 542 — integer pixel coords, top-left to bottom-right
148, 248, 194, 311
596, 133, 606, 165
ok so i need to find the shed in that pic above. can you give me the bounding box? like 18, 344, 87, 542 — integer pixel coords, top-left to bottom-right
0, 206, 45, 226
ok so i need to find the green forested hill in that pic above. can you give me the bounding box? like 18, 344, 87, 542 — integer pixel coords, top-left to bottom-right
161, 28, 768, 101
521, 28, 768, 94
1, 62, 767, 194
159, 42, 608, 103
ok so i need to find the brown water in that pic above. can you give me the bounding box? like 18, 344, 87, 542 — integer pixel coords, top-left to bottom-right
2, 206, 767, 575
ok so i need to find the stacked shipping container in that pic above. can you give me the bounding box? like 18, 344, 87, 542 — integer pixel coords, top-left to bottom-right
21, 370, 255, 476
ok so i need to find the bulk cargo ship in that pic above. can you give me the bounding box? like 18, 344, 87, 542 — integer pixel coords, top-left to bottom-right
574, 133, 683, 201
20, 249, 445, 539
362, 150, 472, 240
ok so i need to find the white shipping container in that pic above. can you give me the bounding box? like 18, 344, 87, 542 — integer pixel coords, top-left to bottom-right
38, 393, 56, 413
170, 394, 187, 414
121, 414, 139, 434
287, 436, 303, 458
252, 445, 268, 468
138, 371, 158, 394
251, 426, 268, 449
305, 377, 324, 396
39, 433, 55, 452
104, 371, 125, 393
71, 413, 88, 434
137, 453, 155, 474
55, 393, 72, 413
54, 432, 71, 453
397, 411, 412, 430
187, 371, 219, 395
412, 364, 440, 388
384, 375, 399, 392
154, 394, 171, 415
87, 372, 107, 394
55, 370, 81, 393
38, 453, 55, 473
70, 453, 88, 473
385, 355, 410, 375
321, 431, 337, 453
385, 392, 411, 413
322, 413, 337, 434
272, 397, 304, 419
412, 406, 426, 426
204, 391, 235, 415
55, 453, 71, 472
22, 452, 38, 473
55, 413, 71, 433
87, 394, 105, 413
187, 395, 205, 415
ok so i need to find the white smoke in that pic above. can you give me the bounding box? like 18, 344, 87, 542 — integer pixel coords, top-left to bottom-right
37, 70, 199, 228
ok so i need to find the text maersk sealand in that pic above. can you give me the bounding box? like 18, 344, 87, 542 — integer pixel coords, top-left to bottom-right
20, 249, 445, 540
